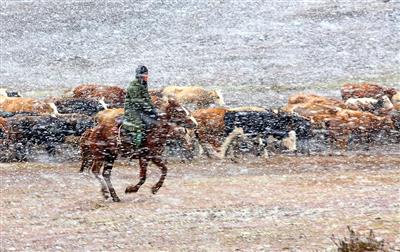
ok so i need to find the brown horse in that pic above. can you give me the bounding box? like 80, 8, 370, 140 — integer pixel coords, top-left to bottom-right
80, 98, 197, 202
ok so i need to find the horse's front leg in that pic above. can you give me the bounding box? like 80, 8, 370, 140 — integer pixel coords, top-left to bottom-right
150, 157, 168, 194
91, 160, 110, 200
103, 153, 120, 202
125, 157, 148, 194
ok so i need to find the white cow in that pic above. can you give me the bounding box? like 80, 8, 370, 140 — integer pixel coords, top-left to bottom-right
345, 95, 393, 112
162, 86, 224, 109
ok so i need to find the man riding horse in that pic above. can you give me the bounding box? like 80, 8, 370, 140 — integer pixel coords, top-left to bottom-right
80, 66, 197, 201
122, 65, 158, 148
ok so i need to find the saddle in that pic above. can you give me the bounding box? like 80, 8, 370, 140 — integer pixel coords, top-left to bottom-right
115, 112, 158, 154
116, 126, 150, 158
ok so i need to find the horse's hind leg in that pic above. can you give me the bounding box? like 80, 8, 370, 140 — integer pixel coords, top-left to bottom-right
125, 157, 148, 194
103, 154, 120, 202
92, 160, 110, 200
79, 145, 92, 173
150, 157, 167, 194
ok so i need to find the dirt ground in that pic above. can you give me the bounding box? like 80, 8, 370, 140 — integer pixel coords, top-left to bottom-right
1, 152, 399, 251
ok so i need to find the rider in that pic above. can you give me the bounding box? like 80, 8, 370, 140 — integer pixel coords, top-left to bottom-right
122, 65, 158, 148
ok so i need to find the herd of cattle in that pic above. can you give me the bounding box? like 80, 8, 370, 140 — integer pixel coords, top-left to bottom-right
0, 82, 399, 162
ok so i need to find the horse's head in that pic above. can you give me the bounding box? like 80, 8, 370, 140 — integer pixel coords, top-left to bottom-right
163, 98, 198, 129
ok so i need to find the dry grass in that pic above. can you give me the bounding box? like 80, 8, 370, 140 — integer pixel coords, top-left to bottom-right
331, 226, 388, 252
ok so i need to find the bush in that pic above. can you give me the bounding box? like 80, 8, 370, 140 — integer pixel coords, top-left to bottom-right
331, 226, 387, 252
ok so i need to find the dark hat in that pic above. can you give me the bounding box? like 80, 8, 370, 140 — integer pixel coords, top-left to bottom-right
135, 65, 148, 78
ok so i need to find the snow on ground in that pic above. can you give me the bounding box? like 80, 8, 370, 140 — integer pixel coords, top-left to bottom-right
1, 154, 399, 251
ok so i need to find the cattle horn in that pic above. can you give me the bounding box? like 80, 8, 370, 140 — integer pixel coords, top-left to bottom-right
98, 97, 108, 110
215, 89, 225, 106
48, 102, 60, 116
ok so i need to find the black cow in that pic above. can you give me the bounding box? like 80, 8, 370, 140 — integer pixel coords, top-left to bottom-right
53, 97, 107, 116
6, 91, 22, 97
3, 114, 94, 161
0, 89, 22, 97
222, 110, 312, 157
0, 111, 39, 118
0, 88, 22, 97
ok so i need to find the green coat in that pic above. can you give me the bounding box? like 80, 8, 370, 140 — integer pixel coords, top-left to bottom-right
122, 80, 156, 133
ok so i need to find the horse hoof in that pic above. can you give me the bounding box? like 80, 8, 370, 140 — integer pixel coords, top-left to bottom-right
101, 190, 110, 199
125, 185, 139, 194
112, 196, 121, 202
151, 187, 160, 194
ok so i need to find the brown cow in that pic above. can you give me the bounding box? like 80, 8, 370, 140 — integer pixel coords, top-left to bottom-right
341, 83, 397, 100
148, 88, 163, 98
0, 97, 57, 114
392, 92, 400, 106
284, 93, 395, 149
191, 106, 277, 157
72, 84, 126, 108
191, 108, 228, 156
95, 108, 124, 125
283, 94, 347, 127
0, 117, 7, 136
94, 95, 164, 125
286, 94, 347, 110
323, 109, 394, 149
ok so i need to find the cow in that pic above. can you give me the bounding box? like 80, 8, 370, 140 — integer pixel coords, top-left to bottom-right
0, 88, 22, 97
149, 88, 163, 98
287, 95, 396, 149
0, 117, 6, 143
189, 106, 308, 158
0, 97, 58, 114
321, 109, 394, 150
345, 95, 393, 114
72, 84, 126, 108
392, 92, 400, 106
341, 83, 397, 100
221, 111, 312, 158
191, 107, 228, 157
287, 94, 347, 108
228, 106, 266, 112
283, 94, 348, 128
95, 108, 124, 125
0, 117, 6, 129
161, 86, 224, 109
0, 111, 39, 118
2, 114, 94, 161
285, 94, 347, 112
49, 97, 107, 116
